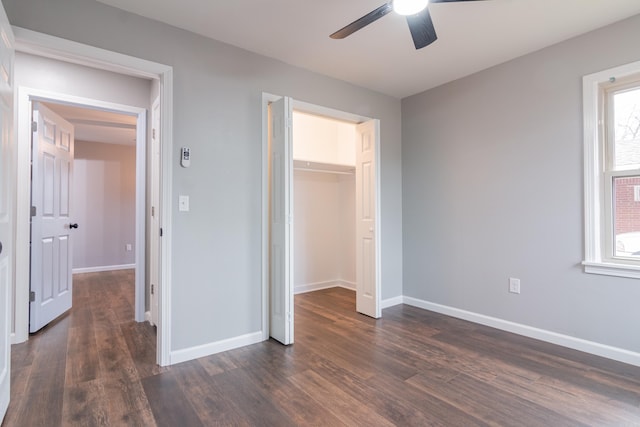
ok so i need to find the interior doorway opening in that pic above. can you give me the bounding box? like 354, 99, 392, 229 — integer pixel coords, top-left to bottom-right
11, 27, 173, 366
262, 94, 382, 345
17, 90, 149, 337
28, 100, 140, 332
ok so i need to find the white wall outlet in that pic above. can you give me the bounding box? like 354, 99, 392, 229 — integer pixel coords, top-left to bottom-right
126, 244, 132, 251
509, 277, 521, 294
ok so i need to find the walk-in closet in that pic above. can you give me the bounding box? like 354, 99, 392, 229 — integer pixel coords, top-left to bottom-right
292, 111, 357, 294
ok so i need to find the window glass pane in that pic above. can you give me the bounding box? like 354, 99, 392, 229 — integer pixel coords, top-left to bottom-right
613, 176, 640, 258
613, 87, 640, 169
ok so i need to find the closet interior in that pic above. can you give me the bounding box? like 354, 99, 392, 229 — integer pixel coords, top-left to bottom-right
292, 111, 357, 294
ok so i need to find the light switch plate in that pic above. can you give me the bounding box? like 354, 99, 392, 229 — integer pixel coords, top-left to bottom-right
179, 195, 189, 212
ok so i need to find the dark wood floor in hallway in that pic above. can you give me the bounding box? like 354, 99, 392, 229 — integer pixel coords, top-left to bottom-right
3, 271, 640, 426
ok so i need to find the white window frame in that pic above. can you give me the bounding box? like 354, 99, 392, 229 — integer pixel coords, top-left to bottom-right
583, 60, 640, 279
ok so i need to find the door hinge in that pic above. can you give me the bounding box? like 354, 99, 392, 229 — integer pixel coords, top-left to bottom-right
160, 227, 163, 237
151, 206, 155, 217
151, 284, 155, 295
152, 128, 156, 139
31, 206, 36, 217
31, 121, 37, 132
287, 312, 292, 322
29, 291, 35, 302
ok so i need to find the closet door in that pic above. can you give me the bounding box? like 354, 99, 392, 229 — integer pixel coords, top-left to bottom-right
355, 119, 380, 318
269, 97, 294, 345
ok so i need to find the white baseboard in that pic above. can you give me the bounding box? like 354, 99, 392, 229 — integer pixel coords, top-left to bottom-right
337, 280, 356, 291
294, 280, 356, 294
381, 295, 403, 309
170, 331, 264, 365
403, 296, 640, 367
72, 264, 135, 274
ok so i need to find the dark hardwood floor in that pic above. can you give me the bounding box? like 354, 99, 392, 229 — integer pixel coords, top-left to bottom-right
4, 272, 640, 426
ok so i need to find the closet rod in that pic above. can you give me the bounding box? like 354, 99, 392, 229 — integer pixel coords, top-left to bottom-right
293, 167, 354, 176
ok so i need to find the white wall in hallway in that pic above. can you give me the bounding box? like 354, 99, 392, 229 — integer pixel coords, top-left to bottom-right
73, 141, 136, 272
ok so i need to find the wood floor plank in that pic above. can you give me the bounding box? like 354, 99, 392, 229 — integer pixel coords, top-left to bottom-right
11, 317, 70, 426
94, 325, 138, 382
289, 369, 395, 427
65, 322, 100, 385
197, 351, 238, 377
365, 371, 488, 427
209, 369, 297, 427
101, 377, 156, 426
407, 371, 587, 427
492, 372, 638, 426
62, 379, 110, 426
243, 364, 348, 426
120, 321, 168, 379
141, 371, 202, 427
172, 361, 252, 426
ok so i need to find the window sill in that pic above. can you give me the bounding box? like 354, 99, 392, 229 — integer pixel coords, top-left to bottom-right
583, 261, 640, 279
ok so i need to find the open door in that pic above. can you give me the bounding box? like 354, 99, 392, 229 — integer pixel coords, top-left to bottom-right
269, 97, 294, 345
355, 120, 381, 318
29, 102, 75, 332
0, 2, 13, 421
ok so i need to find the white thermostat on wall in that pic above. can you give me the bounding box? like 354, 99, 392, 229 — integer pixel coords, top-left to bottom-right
180, 147, 191, 167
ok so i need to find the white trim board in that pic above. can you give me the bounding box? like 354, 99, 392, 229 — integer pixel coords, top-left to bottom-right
294, 280, 356, 294
170, 332, 264, 365
398, 296, 640, 367
381, 295, 403, 309
72, 264, 136, 274
13, 27, 174, 367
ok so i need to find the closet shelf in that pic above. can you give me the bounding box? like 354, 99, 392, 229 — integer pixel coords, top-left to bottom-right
293, 159, 355, 175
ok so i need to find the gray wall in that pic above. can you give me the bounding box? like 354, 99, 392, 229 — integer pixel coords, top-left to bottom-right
402, 14, 640, 353
73, 141, 136, 270
3, 0, 403, 351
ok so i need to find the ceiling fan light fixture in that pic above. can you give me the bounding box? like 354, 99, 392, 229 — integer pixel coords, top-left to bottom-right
393, 0, 429, 16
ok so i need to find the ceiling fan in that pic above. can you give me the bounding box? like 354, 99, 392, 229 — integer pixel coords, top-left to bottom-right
330, 0, 487, 50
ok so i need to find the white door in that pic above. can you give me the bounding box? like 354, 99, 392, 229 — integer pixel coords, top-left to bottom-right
149, 97, 160, 326
0, 2, 14, 421
29, 102, 75, 333
355, 120, 380, 318
269, 97, 294, 345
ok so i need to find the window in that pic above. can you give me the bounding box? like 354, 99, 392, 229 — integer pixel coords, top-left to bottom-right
583, 61, 640, 278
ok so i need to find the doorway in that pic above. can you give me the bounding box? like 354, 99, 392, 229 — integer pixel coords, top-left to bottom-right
29, 100, 140, 332
18, 90, 147, 335
262, 94, 382, 344
10, 28, 173, 365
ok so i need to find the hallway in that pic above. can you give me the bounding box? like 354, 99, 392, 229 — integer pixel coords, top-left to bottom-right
5, 270, 160, 425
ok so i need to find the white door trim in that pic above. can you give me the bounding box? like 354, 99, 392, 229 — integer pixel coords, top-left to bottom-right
12, 27, 174, 366
261, 93, 382, 337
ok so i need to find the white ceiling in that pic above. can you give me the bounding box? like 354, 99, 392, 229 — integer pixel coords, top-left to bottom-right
44, 103, 137, 146
94, 0, 640, 99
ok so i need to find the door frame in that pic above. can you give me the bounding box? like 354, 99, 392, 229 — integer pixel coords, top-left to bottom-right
19, 89, 146, 332
149, 95, 161, 326
11, 27, 174, 366
261, 93, 382, 339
